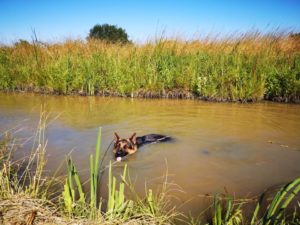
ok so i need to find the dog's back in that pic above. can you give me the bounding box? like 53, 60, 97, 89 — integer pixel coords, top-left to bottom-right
136, 134, 172, 147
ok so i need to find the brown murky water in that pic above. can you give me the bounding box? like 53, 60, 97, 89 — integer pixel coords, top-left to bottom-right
1, 93, 300, 214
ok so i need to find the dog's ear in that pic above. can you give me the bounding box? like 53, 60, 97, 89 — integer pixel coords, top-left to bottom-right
129, 133, 137, 144
114, 132, 120, 141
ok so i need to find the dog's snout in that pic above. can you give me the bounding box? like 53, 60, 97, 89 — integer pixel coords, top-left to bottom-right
115, 150, 128, 158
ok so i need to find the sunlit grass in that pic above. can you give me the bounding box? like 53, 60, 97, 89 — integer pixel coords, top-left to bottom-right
1, 31, 299, 102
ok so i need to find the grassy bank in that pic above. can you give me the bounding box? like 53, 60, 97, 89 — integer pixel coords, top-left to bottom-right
0, 118, 300, 224
0, 32, 300, 102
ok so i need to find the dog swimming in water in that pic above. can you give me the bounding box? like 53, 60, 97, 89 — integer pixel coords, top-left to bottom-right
113, 132, 172, 161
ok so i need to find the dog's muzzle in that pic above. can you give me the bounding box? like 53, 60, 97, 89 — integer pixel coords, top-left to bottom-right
115, 150, 128, 158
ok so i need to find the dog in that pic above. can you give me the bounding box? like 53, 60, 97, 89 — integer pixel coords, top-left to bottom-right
113, 132, 172, 160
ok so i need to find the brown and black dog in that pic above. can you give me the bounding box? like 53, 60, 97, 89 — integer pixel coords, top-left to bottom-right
113, 132, 172, 160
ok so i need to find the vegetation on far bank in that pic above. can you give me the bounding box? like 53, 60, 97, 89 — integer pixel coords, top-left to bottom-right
0, 31, 299, 102
0, 115, 300, 224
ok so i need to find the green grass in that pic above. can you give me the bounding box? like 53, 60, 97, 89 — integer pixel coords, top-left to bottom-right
203, 179, 300, 225
0, 115, 299, 224
1, 31, 300, 102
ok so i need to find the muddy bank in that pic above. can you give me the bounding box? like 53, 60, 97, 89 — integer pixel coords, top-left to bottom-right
1, 89, 300, 103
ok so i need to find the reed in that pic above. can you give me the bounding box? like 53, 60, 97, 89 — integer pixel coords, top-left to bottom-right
211, 196, 244, 225
202, 179, 300, 225
106, 162, 135, 221
262, 177, 300, 224
62, 158, 86, 215
1, 31, 299, 102
62, 128, 102, 218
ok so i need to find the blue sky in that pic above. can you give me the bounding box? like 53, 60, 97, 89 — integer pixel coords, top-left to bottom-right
0, 0, 300, 44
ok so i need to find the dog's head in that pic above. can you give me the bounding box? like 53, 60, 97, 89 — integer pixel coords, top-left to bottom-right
113, 132, 137, 159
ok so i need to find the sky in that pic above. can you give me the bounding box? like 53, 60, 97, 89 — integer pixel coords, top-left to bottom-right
0, 0, 300, 44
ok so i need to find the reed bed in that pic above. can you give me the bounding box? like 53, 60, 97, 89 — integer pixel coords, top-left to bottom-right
0, 31, 299, 102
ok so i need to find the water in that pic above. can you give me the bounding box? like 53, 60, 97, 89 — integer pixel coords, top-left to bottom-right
1, 93, 300, 214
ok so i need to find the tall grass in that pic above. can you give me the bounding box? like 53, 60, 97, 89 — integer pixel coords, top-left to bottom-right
0, 112, 63, 224
0, 31, 299, 102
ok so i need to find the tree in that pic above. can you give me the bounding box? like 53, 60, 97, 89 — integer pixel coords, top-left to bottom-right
88, 24, 130, 43
14, 39, 31, 46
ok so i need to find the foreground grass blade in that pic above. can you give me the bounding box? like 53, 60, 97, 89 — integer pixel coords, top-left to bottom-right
264, 177, 300, 224
94, 127, 102, 180
224, 197, 233, 222
90, 154, 95, 209
250, 192, 265, 225
62, 178, 73, 213
90, 127, 102, 211
275, 179, 300, 222
147, 189, 155, 215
